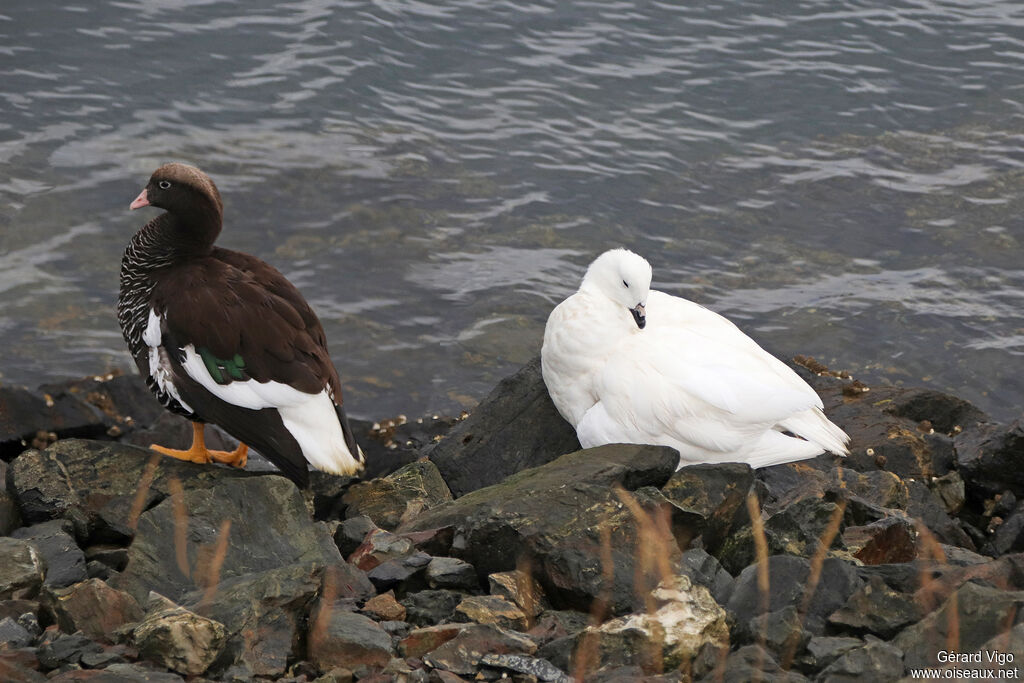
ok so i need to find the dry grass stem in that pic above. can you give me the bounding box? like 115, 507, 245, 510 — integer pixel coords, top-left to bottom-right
168, 476, 189, 579
746, 491, 770, 683
196, 519, 231, 613
128, 452, 161, 531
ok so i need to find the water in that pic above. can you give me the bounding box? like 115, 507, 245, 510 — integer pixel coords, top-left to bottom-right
2, 0, 1023, 422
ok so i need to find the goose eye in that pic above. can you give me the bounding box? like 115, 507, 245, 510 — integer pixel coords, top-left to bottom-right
158, 180, 171, 190
622, 280, 629, 288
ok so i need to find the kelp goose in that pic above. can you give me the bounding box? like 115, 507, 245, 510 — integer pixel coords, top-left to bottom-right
118, 163, 364, 486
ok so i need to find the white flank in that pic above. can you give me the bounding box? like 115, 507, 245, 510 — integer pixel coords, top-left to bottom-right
145, 308, 194, 414
180, 345, 362, 475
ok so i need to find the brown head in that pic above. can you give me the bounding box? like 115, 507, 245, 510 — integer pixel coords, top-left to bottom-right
130, 163, 224, 249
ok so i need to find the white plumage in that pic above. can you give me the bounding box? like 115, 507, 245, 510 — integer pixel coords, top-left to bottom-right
541, 249, 850, 469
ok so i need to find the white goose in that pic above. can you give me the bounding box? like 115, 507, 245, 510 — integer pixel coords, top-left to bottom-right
541, 249, 850, 469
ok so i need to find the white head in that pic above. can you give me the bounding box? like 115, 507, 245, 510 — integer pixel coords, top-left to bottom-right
579, 249, 653, 329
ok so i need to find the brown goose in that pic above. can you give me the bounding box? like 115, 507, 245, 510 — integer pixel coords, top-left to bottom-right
118, 163, 364, 486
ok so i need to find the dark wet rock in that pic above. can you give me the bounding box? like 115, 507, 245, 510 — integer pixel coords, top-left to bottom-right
881, 388, 986, 435
0, 617, 33, 648
402, 444, 679, 615
400, 589, 464, 627
133, 593, 226, 677
333, 516, 378, 559
65, 661, 186, 681
956, 420, 1024, 500
695, 643, 809, 683
763, 496, 846, 559
83, 544, 129, 572
308, 606, 393, 672
0, 599, 40, 623
361, 592, 406, 622
420, 623, 536, 675
365, 552, 431, 592
113, 475, 339, 605
488, 570, 549, 619
479, 653, 569, 683
798, 636, 864, 673
0, 650, 45, 683
0, 461, 21, 535
0, 537, 46, 600
11, 520, 86, 589
348, 528, 419, 571
826, 576, 921, 639
678, 549, 733, 606
342, 460, 452, 531
904, 479, 976, 549
932, 471, 966, 515
816, 636, 903, 682
576, 576, 728, 674
36, 631, 104, 670
9, 439, 255, 544
397, 526, 456, 557
425, 557, 478, 591
41, 578, 143, 642
308, 471, 360, 522
662, 462, 753, 553
425, 356, 581, 497
178, 562, 332, 677
350, 414, 458, 482
894, 581, 1024, 670
986, 501, 1024, 556
453, 595, 528, 631
726, 556, 861, 635
0, 385, 107, 459
841, 515, 918, 565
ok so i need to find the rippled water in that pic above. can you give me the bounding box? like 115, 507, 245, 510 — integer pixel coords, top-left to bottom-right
2, 0, 1023, 422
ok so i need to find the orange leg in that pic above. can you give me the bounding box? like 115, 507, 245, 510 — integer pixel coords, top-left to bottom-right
151, 422, 249, 468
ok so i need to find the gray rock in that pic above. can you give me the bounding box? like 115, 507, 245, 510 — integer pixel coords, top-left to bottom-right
453, 594, 528, 631
9, 438, 255, 543
695, 643, 809, 683
425, 356, 581, 497
0, 537, 46, 600
986, 501, 1024, 556
956, 419, 1024, 499
421, 623, 536, 675
827, 576, 921, 639
800, 636, 864, 672
0, 385, 107, 459
662, 462, 754, 553
894, 581, 1024, 670
401, 589, 465, 627
402, 443, 679, 615
0, 616, 33, 648
11, 520, 86, 588
308, 606, 394, 672
726, 555, 862, 635
113, 475, 340, 605
746, 605, 811, 658
678, 549, 733, 607
841, 516, 918, 565
480, 653, 569, 683
0, 461, 21, 535
36, 631, 104, 670
334, 515, 378, 559
366, 552, 431, 592
817, 637, 903, 682
41, 578, 143, 642
133, 593, 227, 677
342, 460, 452, 531
426, 557, 478, 590
488, 569, 549, 619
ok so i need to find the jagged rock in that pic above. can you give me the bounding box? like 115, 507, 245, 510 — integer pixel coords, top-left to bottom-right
479, 653, 569, 683
841, 516, 918, 565
662, 463, 753, 552
348, 529, 417, 571
11, 520, 86, 589
932, 471, 966, 515
9, 439, 255, 543
764, 496, 846, 559
695, 643, 809, 683
402, 444, 679, 615
425, 356, 581, 497
816, 637, 903, 682
0, 461, 21, 535
342, 460, 452, 531
0, 649, 45, 683
334, 516, 379, 559
453, 595, 528, 631
425, 557, 478, 591
956, 420, 1024, 499
0, 617, 33, 648
905, 479, 976, 549
746, 605, 811, 658
41, 578, 143, 642
177, 562, 333, 677
362, 592, 406, 622
726, 556, 861, 635
83, 545, 129, 572
678, 549, 733, 607
133, 593, 226, 677
401, 589, 464, 627
985, 501, 1024, 556
894, 581, 1024, 670
308, 606, 393, 672
575, 576, 728, 674
366, 552, 431, 592
0, 538, 46, 600
113, 475, 340, 605
826, 576, 921, 639
488, 570, 549, 619
350, 414, 458, 482
63, 661, 186, 681
420, 623, 537, 676
0, 599, 39, 623
0, 385, 107, 459
398, 623, 464, 658
36, 631, 104, 670
798, 636, 864, 673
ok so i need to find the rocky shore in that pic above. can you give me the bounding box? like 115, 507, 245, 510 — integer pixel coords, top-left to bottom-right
1, 356, 1023, 682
